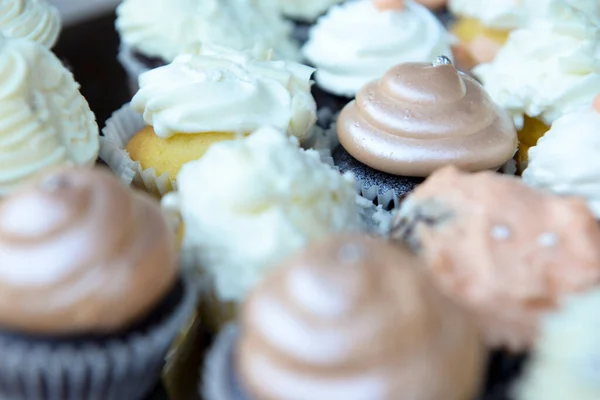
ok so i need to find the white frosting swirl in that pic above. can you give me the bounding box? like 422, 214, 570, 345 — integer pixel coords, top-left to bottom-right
474, 1, 600, 129
449, 0, 528, 29
515, 289, 600, 400
163, 127, 360, 302
302, 0, 453, 97
116, 0, 301, 62
276, 0, 345, 22
0, 34, 99, 196
523, 106, 600, 218
0, 0, 61, 49
131, 44, 317, 141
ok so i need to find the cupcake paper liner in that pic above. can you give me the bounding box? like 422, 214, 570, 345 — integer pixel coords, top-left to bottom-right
117, 44, 151, 96
201, 323, 247, 400
100, 103, 177, 197
0, 271, 198, 400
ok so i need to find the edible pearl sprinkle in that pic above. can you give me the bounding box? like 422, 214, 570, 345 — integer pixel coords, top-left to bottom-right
432, 55, 452, 67
338, 243, 366, 263
538, 232, 558, 247
40, 175, 69, 192
491, 225, 511, 240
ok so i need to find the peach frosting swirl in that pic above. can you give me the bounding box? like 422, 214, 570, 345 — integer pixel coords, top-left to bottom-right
391, 166, 600, 352
337, 57, 517, 177
237, 235, 485, 400
0, 167, 178, 335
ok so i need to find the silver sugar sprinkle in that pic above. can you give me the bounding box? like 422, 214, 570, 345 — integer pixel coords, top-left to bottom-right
538, 232, 558, 248
432, 55, 452, 67
491, 225, 511, 240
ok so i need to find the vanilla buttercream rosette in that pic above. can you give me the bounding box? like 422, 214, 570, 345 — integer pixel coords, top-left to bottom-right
0, 33, 99, 196
0, 167, 197, 400
101, 44, 317, 197
0, 0, 61, 48
115, 0, 301, 92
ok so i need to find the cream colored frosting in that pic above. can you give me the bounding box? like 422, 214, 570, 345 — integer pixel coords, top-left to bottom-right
474, 1, 600, 129
0, 0, 61, 48
237, 235, 486, 400
131, 44, 317, 141
0, 167, 178, 335
523, 105, 600, 218
0, 34, 99, 197
302, 0, 453, 97
449, 0, 528, 29
276, 0, 345, 21
162, 127, 360, 303
515, 289, 600, 400
116, 0, 301, 62
390, 166, 600, 351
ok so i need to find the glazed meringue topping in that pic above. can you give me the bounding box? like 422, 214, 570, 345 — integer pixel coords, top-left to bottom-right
0, 167, 178, 335
337, 58, 517, 177
237, 235, 485, 400
390, 166, 600, 351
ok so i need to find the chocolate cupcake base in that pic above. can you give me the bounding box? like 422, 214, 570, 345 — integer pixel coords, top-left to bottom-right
333, 145, 424, 209
0, 272, 198, 400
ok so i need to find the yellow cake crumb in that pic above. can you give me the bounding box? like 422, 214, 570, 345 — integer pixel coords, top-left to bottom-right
452, 17, 510, 44
517, 116, 550, 170
125, 126, 236, 178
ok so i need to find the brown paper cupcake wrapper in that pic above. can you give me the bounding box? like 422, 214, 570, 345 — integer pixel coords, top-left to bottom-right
100, 103, 177, 197
201, 323, 247, 400
0, 270, 198, 400
118, 44, 151, 96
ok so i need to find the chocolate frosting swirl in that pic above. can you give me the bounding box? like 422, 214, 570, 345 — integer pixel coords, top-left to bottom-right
237, 235, 485, 400
0, 167, 178, 335
337, 59, 517, 177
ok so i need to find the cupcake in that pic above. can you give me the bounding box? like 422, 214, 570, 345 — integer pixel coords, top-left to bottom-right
202, 235, 486, 400
100, 43, 316, 196
514, 288, 600, 400
449, 0, 529, 70
116, 0, 301, 92
302, 0, 453, 103
274, 0, 345, 44
522, 95, 600, 218
0, 0, 61, 48
162, 127, 362, 331
390, 166, 600, 352
334, 56, 517, 207
474, 0, 600, 170
0, 33, 99, 197
0, 167, 197, 400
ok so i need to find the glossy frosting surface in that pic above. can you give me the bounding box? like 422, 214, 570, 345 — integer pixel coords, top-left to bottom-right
0, 167, 178, 335
337, 60, 517, 176
237, 235, 485, 400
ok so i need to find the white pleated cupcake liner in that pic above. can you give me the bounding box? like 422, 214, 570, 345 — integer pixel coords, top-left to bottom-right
0, 270, 198, 400
117, 44, 153, 96
100, 103, 177, 197
201, 323, 247, 400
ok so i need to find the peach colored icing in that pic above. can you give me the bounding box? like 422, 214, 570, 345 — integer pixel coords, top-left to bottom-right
415, 0, 447, 9
373, 0, 404, 11
593, 93, 600, 113
237, 235, 485, 400
390, 166, 600, 351
337, 59, 517, 177
0, 167, 178, 335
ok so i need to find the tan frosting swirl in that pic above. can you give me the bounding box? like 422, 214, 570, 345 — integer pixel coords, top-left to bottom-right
237, 235, 485, 400
0, 167, 178, 335
390, 166, 600, 351
337, 59, 517, 177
